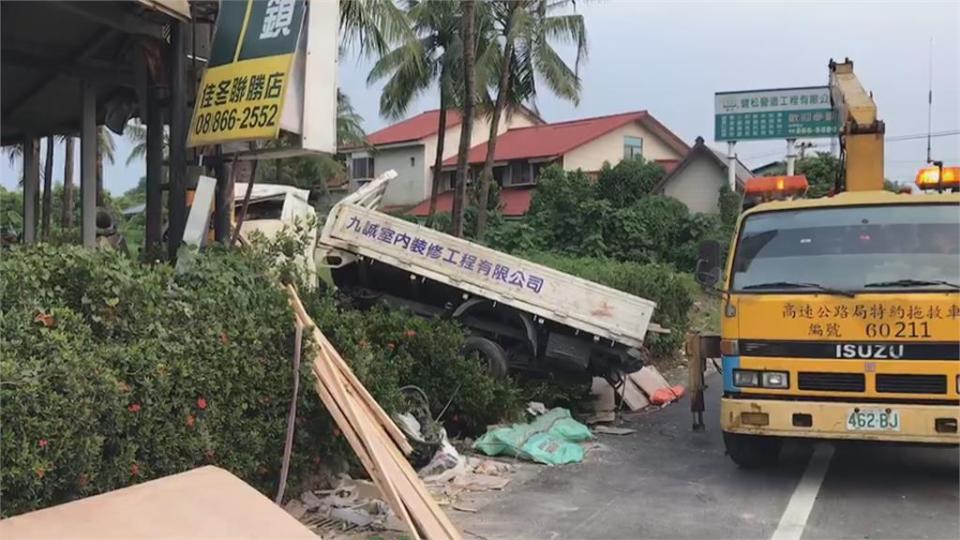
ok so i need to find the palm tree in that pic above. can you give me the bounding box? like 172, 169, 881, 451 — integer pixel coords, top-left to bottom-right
62, 137, 75, 228
96, 127, 115, 206
41, 136, 54, 240
340, 0, 414, 58
474, 0, 587, 238
336, 90, 367, 147
450, 0, 477, 237
367, 0, 464, 225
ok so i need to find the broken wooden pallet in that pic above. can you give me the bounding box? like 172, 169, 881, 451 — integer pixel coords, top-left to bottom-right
287, 285, 461, 540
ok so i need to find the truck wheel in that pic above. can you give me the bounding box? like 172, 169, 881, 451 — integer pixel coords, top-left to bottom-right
463, 337, 509, 379
723, 431, 782, 468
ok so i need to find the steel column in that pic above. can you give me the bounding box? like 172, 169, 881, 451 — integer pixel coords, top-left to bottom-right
21, 137, 39, 244
167, 22, 187, 259
80, 81, 97, 248
145, 85, 163, 259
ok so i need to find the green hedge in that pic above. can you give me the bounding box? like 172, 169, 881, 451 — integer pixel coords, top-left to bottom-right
1, 245, 521, 517
519, 252, 697, 356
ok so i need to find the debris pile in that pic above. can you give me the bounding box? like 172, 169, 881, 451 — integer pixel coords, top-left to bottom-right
590, 365, 685, 422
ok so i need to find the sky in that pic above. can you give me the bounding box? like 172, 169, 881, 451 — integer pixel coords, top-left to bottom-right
3, 0, 959, 194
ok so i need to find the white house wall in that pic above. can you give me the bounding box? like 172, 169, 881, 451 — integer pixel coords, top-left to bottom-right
375, 146, 427, 206
562, 121, 683, 172
662, 156, 725, 214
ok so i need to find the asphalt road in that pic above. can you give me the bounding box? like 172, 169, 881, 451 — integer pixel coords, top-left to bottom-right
456, 374, 959, 540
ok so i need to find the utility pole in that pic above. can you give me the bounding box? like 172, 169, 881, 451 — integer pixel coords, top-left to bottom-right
786, 139, 797, 176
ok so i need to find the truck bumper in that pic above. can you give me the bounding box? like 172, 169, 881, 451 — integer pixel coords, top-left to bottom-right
721, 397, 960, 444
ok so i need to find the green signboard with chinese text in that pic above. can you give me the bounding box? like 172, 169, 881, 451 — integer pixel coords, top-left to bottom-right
714, 86, 841, 141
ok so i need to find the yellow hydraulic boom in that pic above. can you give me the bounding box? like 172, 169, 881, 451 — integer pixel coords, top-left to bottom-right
829, 59, 885, 192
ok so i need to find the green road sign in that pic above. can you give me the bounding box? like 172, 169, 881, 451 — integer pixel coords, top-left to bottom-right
714, 86, 841, 141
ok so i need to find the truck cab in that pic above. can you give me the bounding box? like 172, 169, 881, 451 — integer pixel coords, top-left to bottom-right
698, 189, 960, 467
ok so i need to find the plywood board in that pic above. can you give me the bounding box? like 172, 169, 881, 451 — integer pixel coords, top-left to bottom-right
0, 467, 316, 540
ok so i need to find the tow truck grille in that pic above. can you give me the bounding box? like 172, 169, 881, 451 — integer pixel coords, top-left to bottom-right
876, 374, 947, 395
798, 372, 865, 392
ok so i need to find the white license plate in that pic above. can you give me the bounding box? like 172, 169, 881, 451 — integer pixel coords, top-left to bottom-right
846, 409, 900, 431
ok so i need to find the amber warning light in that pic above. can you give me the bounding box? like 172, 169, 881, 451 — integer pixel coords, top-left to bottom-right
915, 166, 960, 190
743, 176, 809, 200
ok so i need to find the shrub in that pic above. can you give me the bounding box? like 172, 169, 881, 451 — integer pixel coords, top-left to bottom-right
526, 166, 608, 257
1, 244, 524, 517
595, 158, 666, 206
519, 252, 696, 356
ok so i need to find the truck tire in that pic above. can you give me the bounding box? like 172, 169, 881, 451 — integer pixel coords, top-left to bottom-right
723, 431, 782, 468
463, 337, 509, 379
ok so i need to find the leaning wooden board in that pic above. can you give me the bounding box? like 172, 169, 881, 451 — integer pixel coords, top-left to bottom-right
318, 172, 657, 350
287, 286, 461, 540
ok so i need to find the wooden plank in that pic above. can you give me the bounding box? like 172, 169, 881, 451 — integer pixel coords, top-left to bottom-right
287, 285, 413, 455
289, 287, 459, 539
311, 333, 457, 539
314, 348, 420, 539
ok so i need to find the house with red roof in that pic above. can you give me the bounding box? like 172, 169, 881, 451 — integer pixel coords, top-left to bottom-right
341, 109, 689, 217
339, 107, 543, 207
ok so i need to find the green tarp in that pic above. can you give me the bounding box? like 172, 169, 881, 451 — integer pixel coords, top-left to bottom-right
472, 408, 593, 465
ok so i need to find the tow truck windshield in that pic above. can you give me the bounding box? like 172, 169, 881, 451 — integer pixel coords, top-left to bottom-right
731, 204, 959, 293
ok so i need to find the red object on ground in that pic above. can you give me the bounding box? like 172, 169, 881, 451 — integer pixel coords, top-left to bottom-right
649, 385, 685, 406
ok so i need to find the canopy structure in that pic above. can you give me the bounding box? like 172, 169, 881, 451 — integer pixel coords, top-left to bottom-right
1, 0, 212, 255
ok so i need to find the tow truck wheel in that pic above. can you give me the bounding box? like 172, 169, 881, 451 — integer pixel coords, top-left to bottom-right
723, 431, 782, 468
463, 337, 509, 379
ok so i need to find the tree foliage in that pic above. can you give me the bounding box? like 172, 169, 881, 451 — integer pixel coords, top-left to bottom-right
595, 158, 666, 207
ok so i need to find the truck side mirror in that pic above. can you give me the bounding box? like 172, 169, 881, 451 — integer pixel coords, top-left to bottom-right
695, 240, 721, 288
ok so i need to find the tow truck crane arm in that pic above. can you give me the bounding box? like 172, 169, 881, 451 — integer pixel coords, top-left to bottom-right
829, 58, 885, 192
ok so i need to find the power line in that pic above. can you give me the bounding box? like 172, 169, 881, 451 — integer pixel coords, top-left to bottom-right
739, 130, 960, 160
886, 129, 960, 142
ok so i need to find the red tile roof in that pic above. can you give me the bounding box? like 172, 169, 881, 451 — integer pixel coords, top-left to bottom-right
407, 187, 535, 217
441, 111, 689, 167
364, 109, 463, 147
656, 159, 680, 174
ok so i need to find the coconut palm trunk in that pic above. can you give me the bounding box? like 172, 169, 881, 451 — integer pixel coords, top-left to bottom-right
426, 83, 448, 226
41, 136, 54, 240
451, 0, 476, 238
62, 137, 75, 228
475, 7, 518, 238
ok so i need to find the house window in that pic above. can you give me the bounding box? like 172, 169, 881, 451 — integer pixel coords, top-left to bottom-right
410, 156, 416, 167
509, 161, 532, 185
445, 170, 474, 190
351, 155, 374, 179
624, 136, 643, 160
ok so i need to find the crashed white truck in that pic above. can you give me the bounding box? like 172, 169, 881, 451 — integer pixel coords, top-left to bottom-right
315, 172, 661, 385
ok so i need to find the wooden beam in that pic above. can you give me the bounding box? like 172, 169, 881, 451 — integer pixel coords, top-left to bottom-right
1, 49, 134, 87
52, 1, 165, 39
1, 32, 117, 121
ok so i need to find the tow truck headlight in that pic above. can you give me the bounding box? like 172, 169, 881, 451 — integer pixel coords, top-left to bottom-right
733, 369, 760, 387
762, 371, 789, 388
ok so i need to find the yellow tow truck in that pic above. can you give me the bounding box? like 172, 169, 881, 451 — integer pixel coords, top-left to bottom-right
695, 59, 960, 467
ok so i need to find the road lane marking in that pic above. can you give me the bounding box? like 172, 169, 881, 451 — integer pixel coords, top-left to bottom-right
771, 443, 835, 540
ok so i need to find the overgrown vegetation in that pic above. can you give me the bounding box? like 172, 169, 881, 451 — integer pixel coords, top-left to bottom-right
0, 244, 521, 517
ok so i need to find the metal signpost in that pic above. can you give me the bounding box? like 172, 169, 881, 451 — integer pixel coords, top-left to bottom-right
714, 86, 841, 181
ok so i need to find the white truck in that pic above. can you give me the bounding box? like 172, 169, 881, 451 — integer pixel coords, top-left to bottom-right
316, 172, 660, 384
